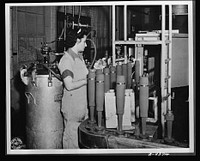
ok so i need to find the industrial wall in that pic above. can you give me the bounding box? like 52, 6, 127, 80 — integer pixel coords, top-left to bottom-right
58, 6, 111, 59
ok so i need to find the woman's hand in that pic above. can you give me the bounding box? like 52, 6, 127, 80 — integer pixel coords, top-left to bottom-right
63, 76, 87, 91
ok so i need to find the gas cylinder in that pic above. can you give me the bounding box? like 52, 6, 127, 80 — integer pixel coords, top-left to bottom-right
21, 63, 63, 149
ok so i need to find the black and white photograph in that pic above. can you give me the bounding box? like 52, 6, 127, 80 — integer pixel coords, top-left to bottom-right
5, 1, 195, 155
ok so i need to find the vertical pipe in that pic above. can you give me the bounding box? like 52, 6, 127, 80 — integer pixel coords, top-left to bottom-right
161, 4, 166, 138
16, 7, 19, 68
6, 5, 12, 151
112, 5, 116, 66
51, 6, 57, 51
188, 2, 194, 149
116, 75, 126, 135
168, 4, 172, 111
110, 65, 116, 89
10, 7, 13, 79
72, 6, 75, 29
124, 5, 127, 40
64, 6, 67, 51
11, 6, 18, 78
165, 5, 174, 142
124, 5, 127, 64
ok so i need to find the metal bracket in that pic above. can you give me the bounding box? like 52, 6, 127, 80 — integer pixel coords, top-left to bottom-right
25, 92, 37, 105
165, 75, 171, 82
162, 93, 171, 102
165, 58, 171, 64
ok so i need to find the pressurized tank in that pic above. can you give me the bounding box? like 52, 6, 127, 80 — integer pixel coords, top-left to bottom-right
21, 63, 63, 149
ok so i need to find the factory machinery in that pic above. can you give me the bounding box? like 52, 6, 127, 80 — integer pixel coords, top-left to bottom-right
19, 5, 187, 149
78, 60, 177, 148
78, 4, 185, 149
20, 41, 183, 149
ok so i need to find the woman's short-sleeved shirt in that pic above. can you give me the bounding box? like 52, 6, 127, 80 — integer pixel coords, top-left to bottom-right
58, 48, 88, 81
58, 48, 88, 121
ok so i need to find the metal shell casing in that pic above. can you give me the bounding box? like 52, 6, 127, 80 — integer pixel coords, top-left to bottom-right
96, 74, 104, 112
139, 75, 149, 118
110, 65, 116, 89
103, 67, 110, 93
88, 69, 96, 107
116, 75, 126, 115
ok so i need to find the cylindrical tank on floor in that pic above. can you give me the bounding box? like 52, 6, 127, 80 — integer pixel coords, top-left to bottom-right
21, 63, 63, 149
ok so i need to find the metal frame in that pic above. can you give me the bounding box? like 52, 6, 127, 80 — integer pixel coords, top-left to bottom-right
112, 4, 173, 138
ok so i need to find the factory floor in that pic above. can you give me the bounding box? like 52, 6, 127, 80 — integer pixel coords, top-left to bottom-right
10, 85, 190, 148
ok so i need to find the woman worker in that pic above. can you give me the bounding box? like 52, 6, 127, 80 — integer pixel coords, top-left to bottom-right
58, 28, 89, 149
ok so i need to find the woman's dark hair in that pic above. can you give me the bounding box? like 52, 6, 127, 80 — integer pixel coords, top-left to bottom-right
65, 28, 88, 49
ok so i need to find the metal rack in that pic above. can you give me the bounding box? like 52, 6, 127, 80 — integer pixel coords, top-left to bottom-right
112, 4, 173, 138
